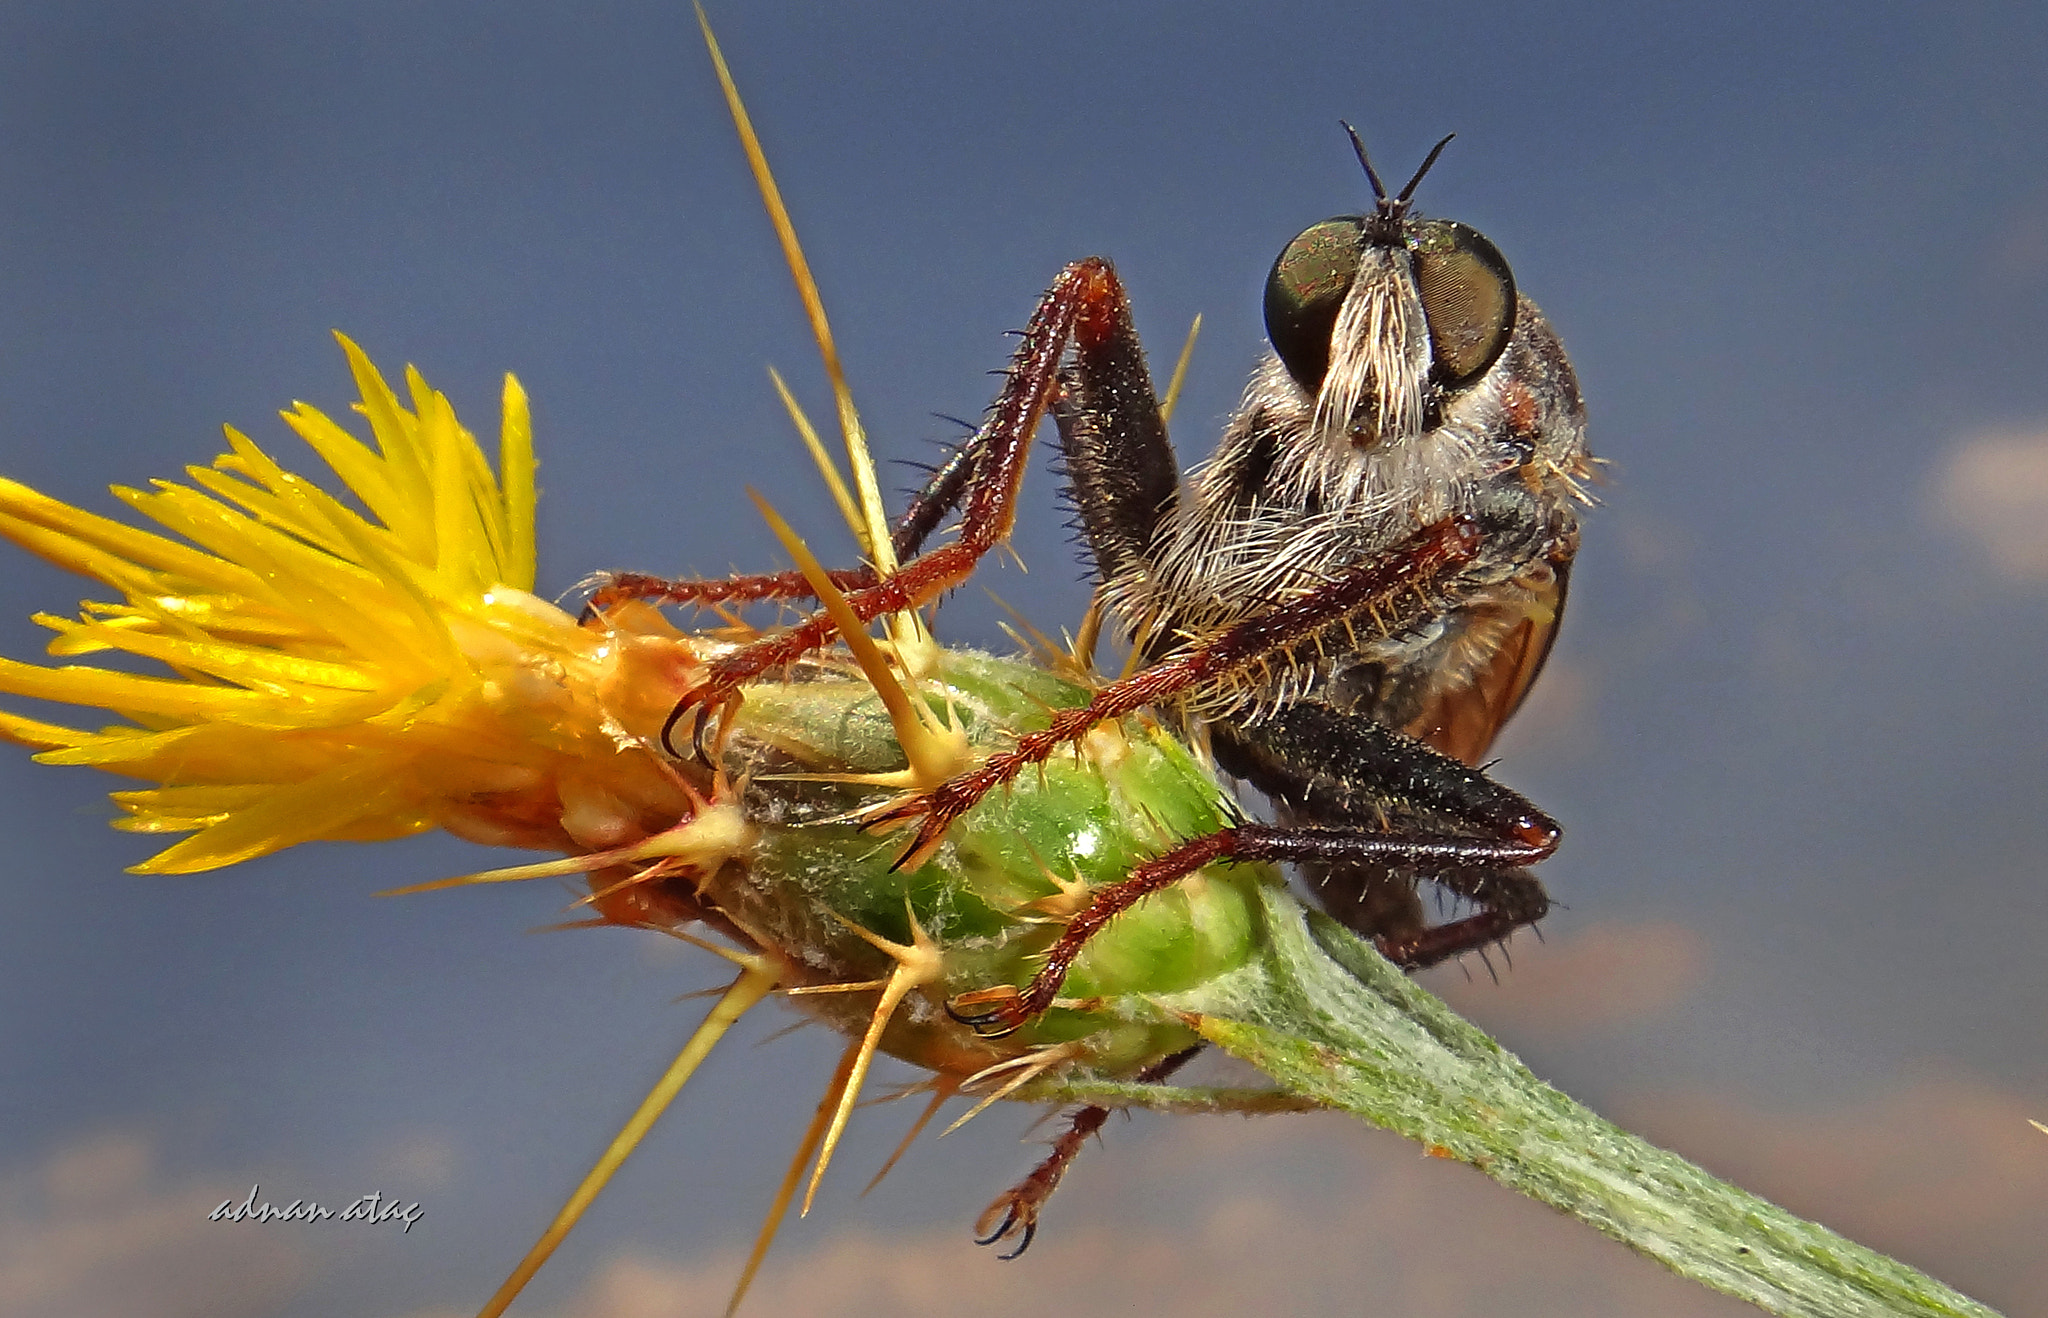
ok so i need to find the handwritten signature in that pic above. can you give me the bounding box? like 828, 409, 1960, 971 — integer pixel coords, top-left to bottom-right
210, 1185, 424, 1233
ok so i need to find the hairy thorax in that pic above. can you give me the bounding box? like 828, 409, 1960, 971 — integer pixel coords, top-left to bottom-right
1111, 295, 1592, 730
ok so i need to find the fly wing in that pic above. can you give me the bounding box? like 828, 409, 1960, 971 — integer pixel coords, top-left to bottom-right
1401, 562, 1569, 767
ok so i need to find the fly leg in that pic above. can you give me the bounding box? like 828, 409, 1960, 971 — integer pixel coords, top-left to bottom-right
1363, 864, 1550, 969
973, 1047, 1201, 1260
580, 411, 1008, 623
653, 258, 1149, 756
580, 566, 880, 622
1210, 699, 1557, 966
866, 516, 1487, 867
579, 379, 991, 623
951, 706, 1559, 1037
947, 818, 1553, 1038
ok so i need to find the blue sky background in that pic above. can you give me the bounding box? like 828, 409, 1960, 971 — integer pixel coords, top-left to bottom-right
2, 3, 2046, 1315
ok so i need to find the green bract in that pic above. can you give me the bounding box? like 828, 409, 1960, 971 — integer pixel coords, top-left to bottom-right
722, 648, 1269, 1079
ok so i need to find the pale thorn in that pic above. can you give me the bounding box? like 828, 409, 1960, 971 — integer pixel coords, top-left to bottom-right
669, 984, 739, 1005
377, 845, 655, 897
782, 979, 891, 996
1078, 717, 1133, 772
1018, 859, 1097, 921
941, 1043, 1088, 1137
650, 921, 762, 965
825, 903, 942, 967
526, 917, 616, 934
527, 921, 761, 978
695, 3, 937, 673
869, 1075, 948, 1102
1002, 841, 1092, 922
694, 5, 884, 571
478, 958, 780, 1318
618, 799, 757, 867
883, 609, 940, 684
982, 585, 1083, 677
1070, 595, 1106, 674
755, 1018, 817, 1049
799, 905, 946, 1216
726, 1038, 861, 1318
1159, 312, 1203, 426
572, 860, 685, 911
706, 600, 753, 631
767, 365, 864, 553
955, 1048, 1064, 1093
376, 801, 757, 898
758, 766, 953, 792
869, 625, 943, 686
749, 489, 972, 790
667, 758, 732, 821
860, 1077, 960, 1199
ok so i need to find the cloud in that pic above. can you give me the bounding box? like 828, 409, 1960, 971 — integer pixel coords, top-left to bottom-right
0, 1130, 307, 1318
367, 1132, 458, 1192
1929, 427, 2048, 579
1426, 918, 1709, 1037
535, 1111, 1757, 1318
510, 1066, 2043, 1318
1989, 195, 2048, 283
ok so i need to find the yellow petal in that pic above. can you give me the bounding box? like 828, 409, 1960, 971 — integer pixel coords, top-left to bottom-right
500, 374, 537, 591
279, 399, 412, 542
0, 477, 260, 598
128, 757, 423, 873
35, 615, 382, 693
339, 336, 437, 562
0, 708, 92, 752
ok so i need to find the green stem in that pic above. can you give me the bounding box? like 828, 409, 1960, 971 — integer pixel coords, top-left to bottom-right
1059, 884, 2001, 1318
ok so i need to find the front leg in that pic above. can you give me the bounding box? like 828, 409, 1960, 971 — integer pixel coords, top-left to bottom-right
654, 259, 1145, 756
865, 515, 1486, 867
946, 816, 1555, 1038
1049, 265, 1180, 588
1208, 699, 1557, 958
952, 703, 1559, 1038
581, 400, 992, 624
1362, 863, 1551, 969
580, 566, 879, 622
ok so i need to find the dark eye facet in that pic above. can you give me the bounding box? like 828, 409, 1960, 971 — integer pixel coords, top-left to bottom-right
1406, 220, 1516, 387
1264, 218, 1364, 395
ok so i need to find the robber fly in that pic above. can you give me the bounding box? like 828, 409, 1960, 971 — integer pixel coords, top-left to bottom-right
1086, 127, 1592, 963
596, 123, 1592, 1012
586, 124, 1592, 1246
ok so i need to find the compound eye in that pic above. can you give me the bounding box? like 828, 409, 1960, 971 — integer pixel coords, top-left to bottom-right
1407, 220, 1516, 387
1264, 218, 1365, 395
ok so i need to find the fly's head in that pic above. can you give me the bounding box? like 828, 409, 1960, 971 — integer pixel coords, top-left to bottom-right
1137, 128, 1593, 750
1248, 128, 1591, 535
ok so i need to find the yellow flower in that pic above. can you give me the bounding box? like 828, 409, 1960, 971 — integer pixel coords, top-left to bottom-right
0, 334, 704, 875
